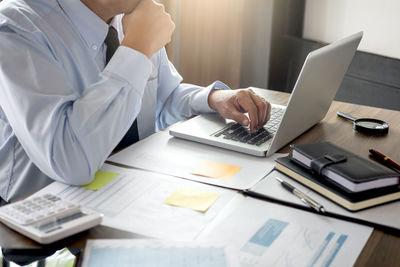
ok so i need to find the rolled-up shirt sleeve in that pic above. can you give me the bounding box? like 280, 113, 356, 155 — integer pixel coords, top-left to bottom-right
0, 31, 151, 185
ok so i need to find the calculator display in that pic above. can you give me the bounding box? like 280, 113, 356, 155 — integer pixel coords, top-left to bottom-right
35, 212, 87, 233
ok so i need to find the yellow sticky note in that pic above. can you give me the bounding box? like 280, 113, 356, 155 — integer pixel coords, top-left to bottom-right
164, 187, 220, 213
191, 160, 241, 180
80, 170, 118, 191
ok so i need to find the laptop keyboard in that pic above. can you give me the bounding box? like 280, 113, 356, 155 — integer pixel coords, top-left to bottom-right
212, 107, 284, 146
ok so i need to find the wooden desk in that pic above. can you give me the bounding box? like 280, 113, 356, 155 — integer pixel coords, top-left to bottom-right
1, 89, 399, 266
257, 89, 400, 267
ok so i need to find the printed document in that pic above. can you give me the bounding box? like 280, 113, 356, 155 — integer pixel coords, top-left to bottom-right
35, 164, 236, 240
199, 195, 372, 267
82, 239, 240, 267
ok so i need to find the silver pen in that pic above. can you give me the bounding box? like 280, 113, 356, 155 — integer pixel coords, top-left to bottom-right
275, 177, 326, 213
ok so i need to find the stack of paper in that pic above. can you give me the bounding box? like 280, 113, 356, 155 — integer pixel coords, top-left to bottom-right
108, 131, 282, 190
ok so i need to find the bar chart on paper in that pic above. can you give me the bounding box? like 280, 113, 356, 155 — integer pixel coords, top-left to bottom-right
199, 196, 372, 267
240, 219, 349, 266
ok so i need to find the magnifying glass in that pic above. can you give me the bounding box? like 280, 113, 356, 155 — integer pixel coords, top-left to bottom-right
337, 111, 389, 135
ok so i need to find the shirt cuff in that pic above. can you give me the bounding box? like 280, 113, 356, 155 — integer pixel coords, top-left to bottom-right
103, 46, 152, 97
194, 81, 231, 113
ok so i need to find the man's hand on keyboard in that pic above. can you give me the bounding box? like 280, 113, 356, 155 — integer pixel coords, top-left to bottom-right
208, 88, 271, 133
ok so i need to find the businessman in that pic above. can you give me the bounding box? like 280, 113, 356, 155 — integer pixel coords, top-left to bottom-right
0, 0, 271, 202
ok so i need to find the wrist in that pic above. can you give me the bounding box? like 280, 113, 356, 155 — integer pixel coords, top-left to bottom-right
121, 38, 154, 59
208, 88, 224, 111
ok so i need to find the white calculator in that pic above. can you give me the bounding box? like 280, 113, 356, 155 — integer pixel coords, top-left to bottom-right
0, 194, 102, 244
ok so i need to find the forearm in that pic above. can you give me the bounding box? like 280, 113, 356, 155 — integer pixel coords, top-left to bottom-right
156, 81, 229, 130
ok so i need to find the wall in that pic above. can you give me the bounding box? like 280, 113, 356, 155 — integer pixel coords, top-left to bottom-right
303, 0, 400, 59
240, 0, 274, 89
165, 0, 274, 89
165, 0, 245, 88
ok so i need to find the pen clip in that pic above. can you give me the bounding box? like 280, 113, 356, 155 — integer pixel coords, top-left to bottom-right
299, 196, 324, 213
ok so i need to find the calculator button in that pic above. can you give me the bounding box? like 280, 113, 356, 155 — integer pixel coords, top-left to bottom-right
0, 194, 81, 226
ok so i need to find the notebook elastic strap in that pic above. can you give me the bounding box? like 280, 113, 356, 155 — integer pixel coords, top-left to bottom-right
310, 154, 347, 176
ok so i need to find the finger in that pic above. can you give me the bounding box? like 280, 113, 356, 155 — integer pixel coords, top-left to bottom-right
232, 96, 246, 113
236, 91, 258, 133
249, 93, 268, 129
221, 101, 249, 126
258, 96, 271, 126
265, 101, 271, 122
226, 109, 250, 127
248, 89, 267, 127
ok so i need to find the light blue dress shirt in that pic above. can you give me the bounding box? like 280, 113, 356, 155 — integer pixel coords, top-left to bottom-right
0, 0, 229, 202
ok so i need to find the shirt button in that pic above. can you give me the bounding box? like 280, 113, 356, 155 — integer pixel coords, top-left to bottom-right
91, 45, 98, 50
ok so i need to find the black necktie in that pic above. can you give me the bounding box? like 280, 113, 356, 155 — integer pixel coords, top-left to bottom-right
105, 26, 139, 152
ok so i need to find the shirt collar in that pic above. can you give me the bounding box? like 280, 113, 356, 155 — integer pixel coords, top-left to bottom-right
57, 0, 108, 51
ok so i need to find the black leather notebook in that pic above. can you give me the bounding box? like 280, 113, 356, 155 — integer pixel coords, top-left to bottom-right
275, 156, 400, 211
290, 142, 399, 193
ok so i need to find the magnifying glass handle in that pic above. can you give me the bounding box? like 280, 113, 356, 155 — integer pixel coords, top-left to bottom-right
337, 111, 357, 122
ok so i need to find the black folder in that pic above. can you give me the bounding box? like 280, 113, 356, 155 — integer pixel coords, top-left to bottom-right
290, 142, 399, 193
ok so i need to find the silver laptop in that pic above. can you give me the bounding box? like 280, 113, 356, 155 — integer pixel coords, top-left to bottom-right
170, 32, 363, 157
